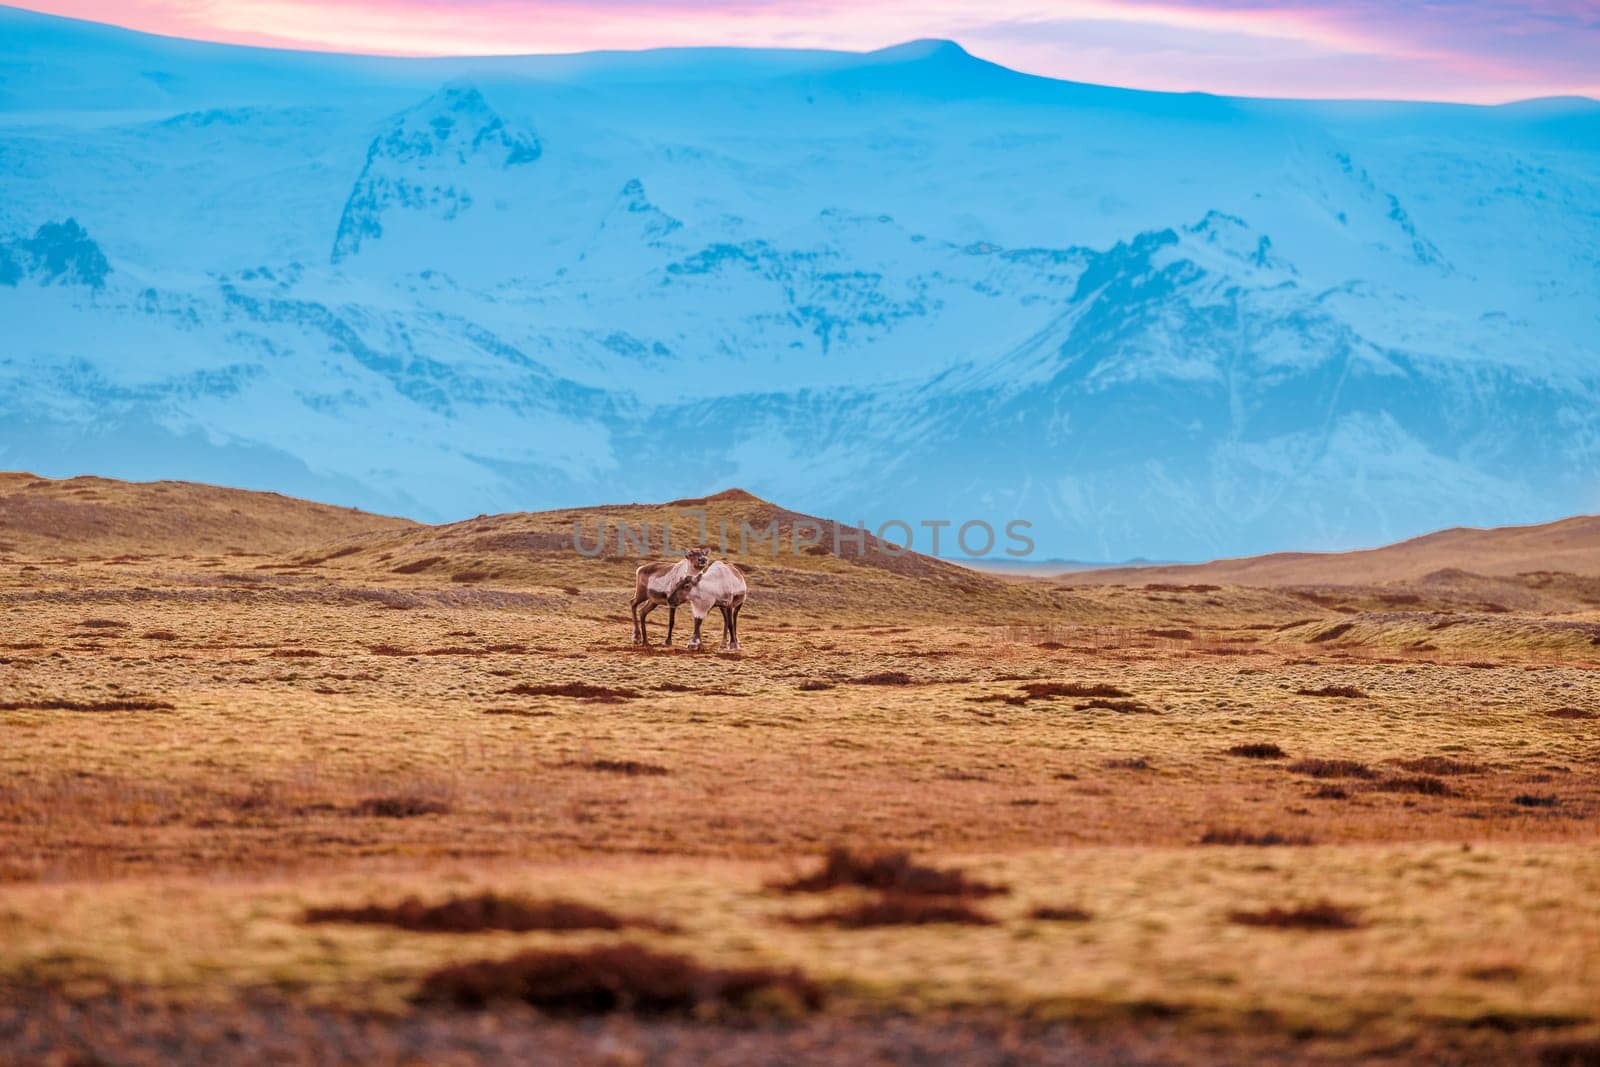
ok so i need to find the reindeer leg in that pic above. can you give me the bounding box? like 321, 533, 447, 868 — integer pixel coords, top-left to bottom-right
637, 601, 656, 645
665, 603, 676, 646
719, 605, 732, 649
730, 602, 742, 651
631, 596, 644, 645
687, 614, 704, 651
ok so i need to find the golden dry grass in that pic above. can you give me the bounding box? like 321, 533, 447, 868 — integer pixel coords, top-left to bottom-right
1, 475, 1597, 1061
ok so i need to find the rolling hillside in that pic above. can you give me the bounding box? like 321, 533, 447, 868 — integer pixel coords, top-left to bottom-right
1058, 512, 1600, 586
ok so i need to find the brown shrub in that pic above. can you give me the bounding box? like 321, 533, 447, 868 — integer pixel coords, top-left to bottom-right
566, 759, 669, 777
351, 795, 450, 818
1199, 828, 1313, 846
1538, 1038, 1600, 1066
140, 630, 179, 641
1288, 759, 1376, 779
269, 649, 322, 658
390, 556, 445, 574
368, 644, 415, 656
414, 945, 823, 1017
1307, 622, 1356, 643
1229, 902, 1361, 930
0, 698, 174, 712
771, 847, 1008, 898
1104, 756, 1152, 770
1394, 756, 1482, 775
1370, 775, 1451, 796
304, 893, 668, 933
1512, 794, 1559, 808
1029, 905, 1092, 922
852, 671, 914, 686
1144, 628, 1194, 639
77, 618, 128, 629
1545, 707, 1596, 720
450, 571, 489, 583
1021, 681, 1131, 700
1310, 785, 1350, 799
797, 681, 834, 692
1076, 699, 1157, 713
1227, 743, 1286, 759
504, 683, 639, 702
788, 896, 995, 928
1295, 685, 1368, 698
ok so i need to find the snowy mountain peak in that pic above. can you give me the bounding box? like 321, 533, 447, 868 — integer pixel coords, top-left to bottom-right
331, 83, 542, 262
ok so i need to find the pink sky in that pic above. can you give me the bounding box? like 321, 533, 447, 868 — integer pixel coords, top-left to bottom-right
13, 0, 1600, 102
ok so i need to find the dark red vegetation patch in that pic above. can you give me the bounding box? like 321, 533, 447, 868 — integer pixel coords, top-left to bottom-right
390, 556, 445, 574
1512, 794, 1560, 808
1370, 775, 1451, 796
504, 682, 639, 702
1295, 685, 1368, 698
797, 681, 834, 692
1545, 707, 1596, 720
851, 671, 915, 686
1021, 682, 1132, 700
305, 893, 670, 934
1029, 905, 1092, 922
0, 698, 174, 712
1229, 902, 1362, 930
1288, 758, 1376, 779
1199, 827, 1313, 846
1307, 622, 1356, 643
787, 896, 994, 928
771, 847, 1008, 898
565, 759, 669, 777
1393, 756, 1482, 775
414, 944, 824, 1017
1227, 743, 1286, 759
350, 795, 450, 818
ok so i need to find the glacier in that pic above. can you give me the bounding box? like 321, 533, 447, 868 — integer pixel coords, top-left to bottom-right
1, 7, 1598, 560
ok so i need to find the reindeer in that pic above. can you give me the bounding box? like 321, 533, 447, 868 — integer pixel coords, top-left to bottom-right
631, 547, 710, 646
684, 559, 747, 651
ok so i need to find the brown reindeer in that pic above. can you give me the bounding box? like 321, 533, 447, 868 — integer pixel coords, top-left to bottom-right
631, 546, 710, 646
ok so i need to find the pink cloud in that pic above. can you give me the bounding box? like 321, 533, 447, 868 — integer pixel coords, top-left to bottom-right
11, 0, 1599, 101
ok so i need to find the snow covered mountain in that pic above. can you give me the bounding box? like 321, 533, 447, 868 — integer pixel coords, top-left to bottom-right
2, 6, 1598, 560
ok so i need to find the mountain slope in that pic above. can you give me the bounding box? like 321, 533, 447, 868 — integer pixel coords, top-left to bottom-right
0, 472, 413, 555
1058, 512, 1600, 586
2, 7, 1598, 559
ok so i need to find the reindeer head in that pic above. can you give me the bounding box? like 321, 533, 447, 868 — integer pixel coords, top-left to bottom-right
684, 546, 711, 572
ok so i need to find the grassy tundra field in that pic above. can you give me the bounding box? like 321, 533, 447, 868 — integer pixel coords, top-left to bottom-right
1, 471, 1598, 1064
